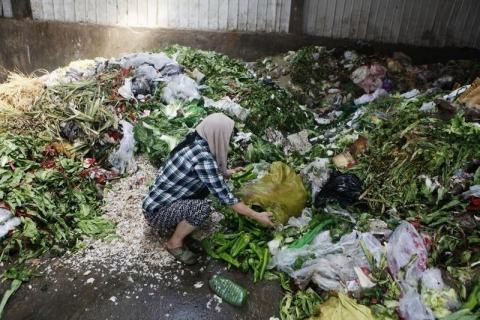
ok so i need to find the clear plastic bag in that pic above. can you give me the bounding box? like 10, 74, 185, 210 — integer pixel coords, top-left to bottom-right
421, 268, 460, 318
271, 230, 384, 292
109, 120, 137, 174
399, 287, 435, 320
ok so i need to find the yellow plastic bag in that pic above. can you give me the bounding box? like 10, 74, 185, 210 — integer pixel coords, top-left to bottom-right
238, 162, 308, 224
309, 293, 375, 320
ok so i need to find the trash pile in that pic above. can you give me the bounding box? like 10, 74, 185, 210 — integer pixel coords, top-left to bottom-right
1, 44, 480, 319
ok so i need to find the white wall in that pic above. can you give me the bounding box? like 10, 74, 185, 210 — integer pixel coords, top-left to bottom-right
30, 0, 292, 32
303, 0, 480, 49
0, 0, 13, 17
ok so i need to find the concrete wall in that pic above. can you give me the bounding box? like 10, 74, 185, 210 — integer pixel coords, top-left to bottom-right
303, 0, 480, 49
0, 0, 13, 17
30, 0, 292, 32
1, 18, 478, 79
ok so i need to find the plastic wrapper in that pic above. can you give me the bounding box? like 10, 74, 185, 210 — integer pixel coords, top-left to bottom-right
309, 293, 375, 320
109, 120, 137, 174
238, 162, 307, 224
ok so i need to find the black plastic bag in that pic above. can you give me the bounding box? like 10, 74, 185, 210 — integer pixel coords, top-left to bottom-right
314, 171, 362, 208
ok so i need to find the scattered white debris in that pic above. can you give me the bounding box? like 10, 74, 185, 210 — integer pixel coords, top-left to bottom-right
109, 296, 117, 303
85, 278, 95, 284
194, 281, 204, 289
213, 295, 223, 313
51, 157, 175, 277
83, 270, 91, 276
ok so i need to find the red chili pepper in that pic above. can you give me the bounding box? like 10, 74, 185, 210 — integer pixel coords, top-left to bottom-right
42, 144, 58, 157
0, 202, 11, 210
109, 130, 123, 141
410, 217, 422, 229
95, 175, 106, 185
41, 160, 56, 169
467, 197, 480, 212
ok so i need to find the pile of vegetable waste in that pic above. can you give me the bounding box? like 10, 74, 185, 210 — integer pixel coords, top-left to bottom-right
1, 43, 480, 320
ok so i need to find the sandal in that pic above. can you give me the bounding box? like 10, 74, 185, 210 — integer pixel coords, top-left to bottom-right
167, 246, 198, 265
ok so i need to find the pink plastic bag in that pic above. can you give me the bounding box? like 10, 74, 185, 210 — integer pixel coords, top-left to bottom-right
387, 221, 428, 282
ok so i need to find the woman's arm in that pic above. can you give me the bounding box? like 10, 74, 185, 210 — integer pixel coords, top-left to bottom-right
231, 202, 274, 227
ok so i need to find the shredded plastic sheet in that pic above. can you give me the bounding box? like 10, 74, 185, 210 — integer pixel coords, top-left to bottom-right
309, 293, 375, 320
109, 120, 137, 174
238, 162, 307, 224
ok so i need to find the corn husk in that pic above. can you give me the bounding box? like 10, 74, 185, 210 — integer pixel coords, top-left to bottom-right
0, 72, 44, 112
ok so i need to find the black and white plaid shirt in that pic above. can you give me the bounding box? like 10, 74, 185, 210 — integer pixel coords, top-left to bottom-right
143, 136, 239, 213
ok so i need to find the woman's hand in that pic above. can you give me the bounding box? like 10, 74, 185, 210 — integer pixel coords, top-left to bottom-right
225, 167, 244, 178
231, 202, 275, 228
253, 211, 275, 227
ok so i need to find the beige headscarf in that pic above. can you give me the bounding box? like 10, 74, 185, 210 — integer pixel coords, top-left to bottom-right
196, 113, 235, 175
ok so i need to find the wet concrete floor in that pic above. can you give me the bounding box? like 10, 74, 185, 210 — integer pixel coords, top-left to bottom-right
3, 257, 283, 320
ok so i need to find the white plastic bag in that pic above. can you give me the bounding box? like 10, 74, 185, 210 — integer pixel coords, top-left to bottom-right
162, 74, 200, 104
109, 120, 137, 174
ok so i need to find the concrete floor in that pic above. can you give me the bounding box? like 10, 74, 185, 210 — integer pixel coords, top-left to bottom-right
3, 257, 283, 320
